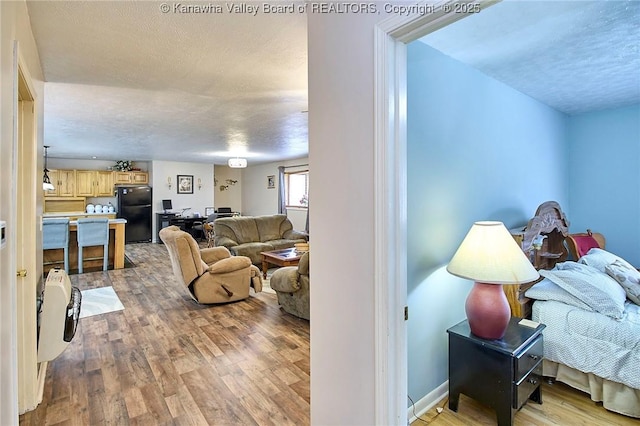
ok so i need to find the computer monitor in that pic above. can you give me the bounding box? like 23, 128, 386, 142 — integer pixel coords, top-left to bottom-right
162, 199, 172, 212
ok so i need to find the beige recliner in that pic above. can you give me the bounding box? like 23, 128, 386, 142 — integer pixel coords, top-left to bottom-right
269, 251, 309, 320
159, 226, 262, 304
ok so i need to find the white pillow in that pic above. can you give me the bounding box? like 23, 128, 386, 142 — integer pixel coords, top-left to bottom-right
540, 262, 627, 319
525, 277, 593, 311
605, 260, 640, 305
578, 248, 635, 273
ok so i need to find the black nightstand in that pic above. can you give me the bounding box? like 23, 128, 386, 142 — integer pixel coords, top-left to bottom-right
447, 318, 545, 426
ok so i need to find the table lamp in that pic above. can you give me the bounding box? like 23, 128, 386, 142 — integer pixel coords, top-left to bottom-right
447, 221, 539, 339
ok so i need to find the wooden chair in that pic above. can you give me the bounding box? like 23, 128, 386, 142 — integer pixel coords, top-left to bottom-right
565, 230, 605, 261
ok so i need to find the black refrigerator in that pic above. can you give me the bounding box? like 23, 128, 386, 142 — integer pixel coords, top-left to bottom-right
116, 186, 152, 243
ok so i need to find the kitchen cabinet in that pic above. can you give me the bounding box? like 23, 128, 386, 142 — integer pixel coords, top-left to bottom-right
76, 170, 114, 197
44, 169, 76, 197
114, 171, 148, 185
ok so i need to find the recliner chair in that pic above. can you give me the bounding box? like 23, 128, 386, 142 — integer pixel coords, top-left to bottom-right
159, 226, 262, 304
269, 251, 309, 320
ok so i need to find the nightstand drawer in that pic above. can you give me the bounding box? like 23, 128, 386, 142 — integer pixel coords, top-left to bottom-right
514, 360, 543, 409
515, 335, 543, 380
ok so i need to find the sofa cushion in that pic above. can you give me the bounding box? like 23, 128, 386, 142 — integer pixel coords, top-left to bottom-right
207, 256, 252, 274
230, 242, 274, 264
268, 239, 297, 251
216, 217, 260, 244
255, 214, 288, 242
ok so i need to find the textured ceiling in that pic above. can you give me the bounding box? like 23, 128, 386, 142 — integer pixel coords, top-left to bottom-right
27, 1, 639, 165
27, 0, 308, 164
419, 0, 640, 115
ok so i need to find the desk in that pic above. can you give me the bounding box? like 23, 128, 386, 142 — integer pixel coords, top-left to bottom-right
43, 219, 127, 273
170, 216, 204, 238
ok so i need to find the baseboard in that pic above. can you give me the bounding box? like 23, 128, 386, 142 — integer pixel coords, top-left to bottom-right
407, 380, 448, 424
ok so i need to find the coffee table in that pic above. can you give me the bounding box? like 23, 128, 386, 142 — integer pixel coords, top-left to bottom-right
260, 248, 303, 279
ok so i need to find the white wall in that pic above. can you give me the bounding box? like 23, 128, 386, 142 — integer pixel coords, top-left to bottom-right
213, 165, 243, 213
308, 11, 383, 425
1, 0, 45, 421
150, 160, 214, 242
241, 157, 309, 230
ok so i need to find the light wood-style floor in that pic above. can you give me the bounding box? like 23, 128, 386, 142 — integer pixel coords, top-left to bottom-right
411, 381, 639, 426
20, 242, 309, 425
21, 243, 638, 425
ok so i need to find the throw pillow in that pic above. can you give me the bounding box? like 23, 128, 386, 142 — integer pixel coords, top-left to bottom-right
578, 248, 635, 273
540, 262, 627, 319
605, 260, 640, 305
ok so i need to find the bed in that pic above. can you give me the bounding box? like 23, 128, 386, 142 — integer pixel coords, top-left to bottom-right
506, 206, 640, 418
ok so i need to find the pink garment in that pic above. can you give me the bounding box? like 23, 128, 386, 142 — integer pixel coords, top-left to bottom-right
572, 235, 601, 258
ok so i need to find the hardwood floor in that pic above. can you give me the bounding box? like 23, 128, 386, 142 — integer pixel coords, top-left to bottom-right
411, 381, 639, 426
20, 242, 310, 425
21, 243, 638, 425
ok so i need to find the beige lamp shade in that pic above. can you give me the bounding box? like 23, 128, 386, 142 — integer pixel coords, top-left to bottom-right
447, 221, 539, 285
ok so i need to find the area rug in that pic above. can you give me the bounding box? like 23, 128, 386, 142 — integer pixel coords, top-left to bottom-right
79, 286, 124, 318
262, 278, 276, 294
261, 267, 278, 294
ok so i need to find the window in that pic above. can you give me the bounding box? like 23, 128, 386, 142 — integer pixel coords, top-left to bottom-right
285, 170, 308, 208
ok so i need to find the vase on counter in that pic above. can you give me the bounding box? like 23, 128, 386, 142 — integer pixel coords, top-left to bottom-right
95, 204, 103, 213
86, 204, 95, 213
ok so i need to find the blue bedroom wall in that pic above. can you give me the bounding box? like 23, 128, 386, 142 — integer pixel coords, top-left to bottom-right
567, 104, 640, 266
406, 41, 568, 403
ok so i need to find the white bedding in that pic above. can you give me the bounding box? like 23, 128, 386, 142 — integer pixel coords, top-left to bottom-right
532, 299, 640, 389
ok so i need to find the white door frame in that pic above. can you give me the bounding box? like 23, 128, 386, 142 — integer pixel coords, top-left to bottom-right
373, 2, 498, 423
16, 44, 40, 414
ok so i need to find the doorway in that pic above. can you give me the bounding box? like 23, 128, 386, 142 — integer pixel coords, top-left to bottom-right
15, 50, 41, 414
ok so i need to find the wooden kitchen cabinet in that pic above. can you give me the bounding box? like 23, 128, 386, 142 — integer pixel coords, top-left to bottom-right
114, 171, 148, 185
44, 169, 76, 197
76, 170, 114, 197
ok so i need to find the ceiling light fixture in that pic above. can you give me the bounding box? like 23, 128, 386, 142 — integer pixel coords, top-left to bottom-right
228, 158, 247, 168
43, 145, 55, 191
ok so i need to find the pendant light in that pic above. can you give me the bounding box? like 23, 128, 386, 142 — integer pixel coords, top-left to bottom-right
43, 145, 55, 191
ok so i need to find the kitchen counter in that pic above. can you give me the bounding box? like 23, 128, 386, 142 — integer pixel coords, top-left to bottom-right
44, 211, 117, 220
43, 217, 128, 273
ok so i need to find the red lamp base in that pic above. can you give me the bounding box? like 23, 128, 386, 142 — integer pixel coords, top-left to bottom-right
465, 282, 511, 340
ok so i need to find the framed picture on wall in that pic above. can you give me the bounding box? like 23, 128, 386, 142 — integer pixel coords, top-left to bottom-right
177, 175, 193, 194
267, 175, 275, 189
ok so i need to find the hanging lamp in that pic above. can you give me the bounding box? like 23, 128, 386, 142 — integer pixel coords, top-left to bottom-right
43, 145, 55, 191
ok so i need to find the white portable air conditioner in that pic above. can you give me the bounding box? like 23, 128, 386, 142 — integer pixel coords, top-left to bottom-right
37, 268, 81, 362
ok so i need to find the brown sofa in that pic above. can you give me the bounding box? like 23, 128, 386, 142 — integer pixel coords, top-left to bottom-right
213, 214, 308, 265
159, 226, 262, 304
